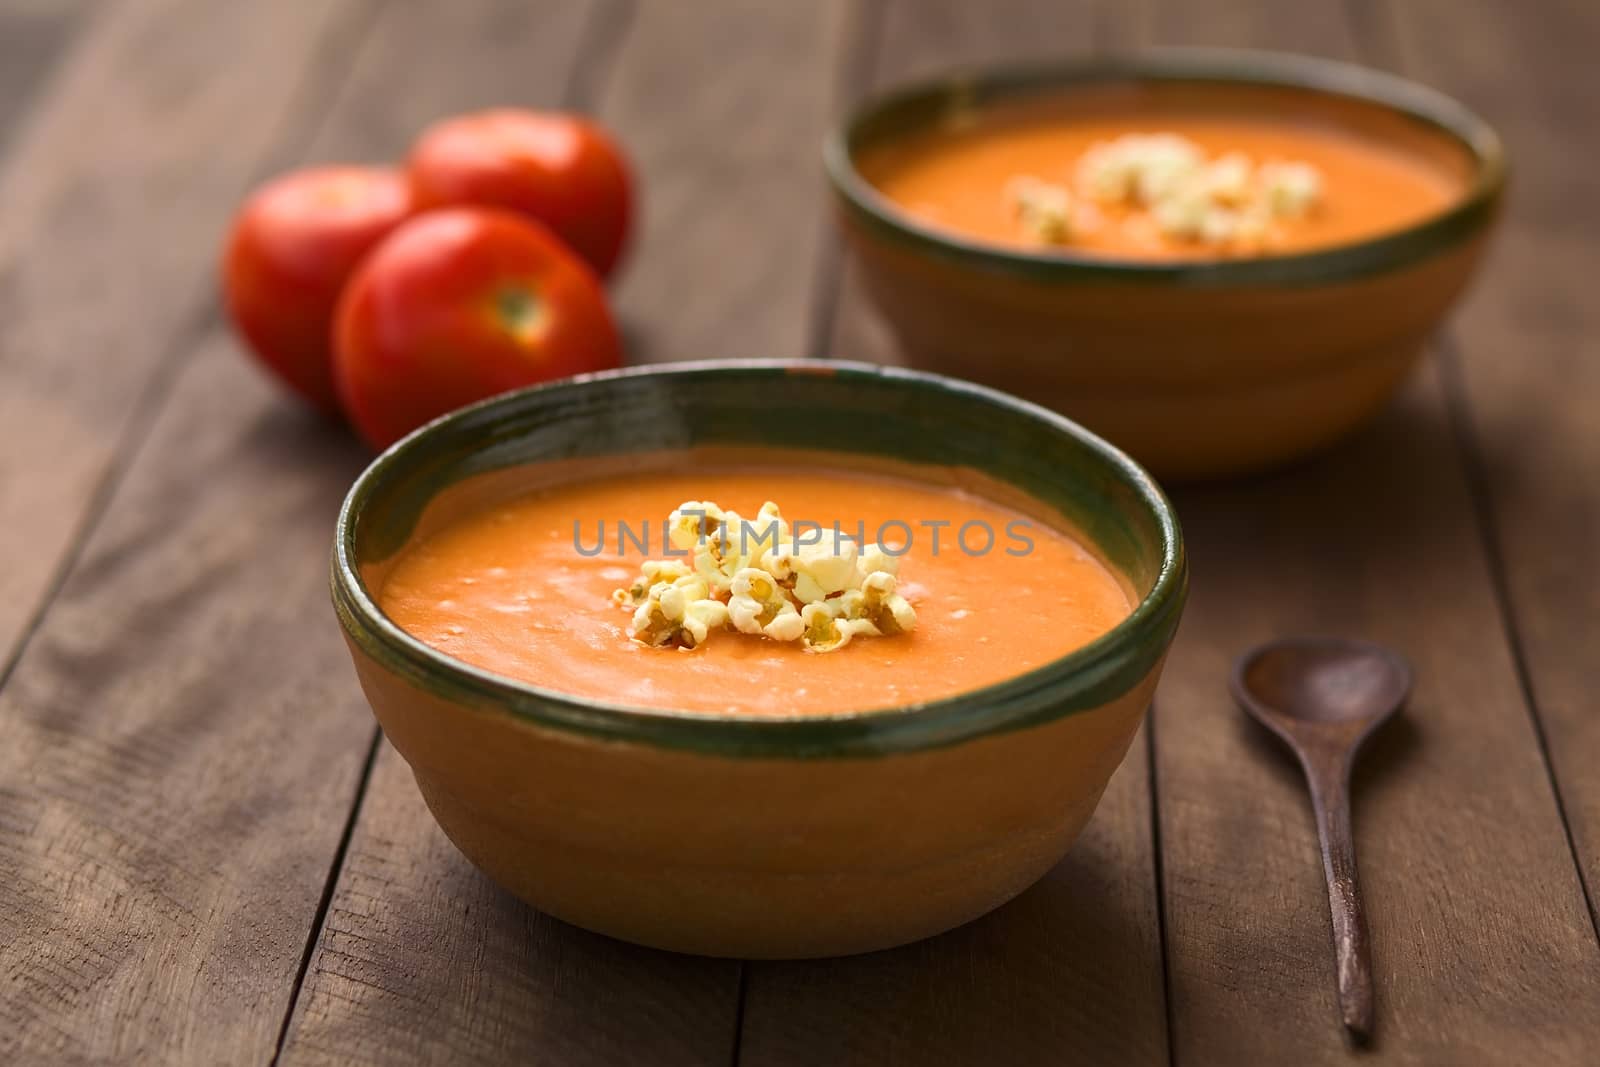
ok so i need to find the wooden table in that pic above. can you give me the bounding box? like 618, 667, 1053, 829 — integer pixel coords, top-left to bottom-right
2, 1, 1596, 1063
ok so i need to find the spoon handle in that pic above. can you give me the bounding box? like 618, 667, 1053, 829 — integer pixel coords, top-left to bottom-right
1303, 757, 1374, 1041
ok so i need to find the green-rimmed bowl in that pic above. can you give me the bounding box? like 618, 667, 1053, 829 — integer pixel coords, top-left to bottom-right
332, 360, 1186, 957
827, 48, 1506, 480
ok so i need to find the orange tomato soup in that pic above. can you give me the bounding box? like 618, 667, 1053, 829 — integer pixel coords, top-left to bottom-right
860, 106, 1460, 259
378, 464, 1132, 715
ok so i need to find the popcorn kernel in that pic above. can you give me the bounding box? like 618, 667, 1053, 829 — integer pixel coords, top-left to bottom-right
611, 500, 917, 652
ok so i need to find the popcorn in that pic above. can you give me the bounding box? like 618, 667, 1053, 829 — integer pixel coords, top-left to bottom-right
681, 598, 730, 646
1077, 133, 1204, 206
1031, 132, 1323, 250
1259, 161, 1322, 218
855, 543, 901, 584
1199, 208, 1243, 246
1161, 197, 1275, 251
611, 558, 693, 608
1231, 207, 1274, 249
1194, 152, 1254, 206
1134, 155, 1203, 207
728, 567, 804, 641
744, 501, 790, 570
1006, 176, 1076, 244
667, 500, 725, 552
671, 500, 755, 595
761, 607, 805, 643
628, 577, 728, 649
1074, 143, 1136, 204
1152, 188, 1210, 241
826, 571, 917, 637
769, 534, 860, 605
688, 530, 749, 595
610, 500, 918, 652
800, 603, 880, 653
858, 571, 918, 635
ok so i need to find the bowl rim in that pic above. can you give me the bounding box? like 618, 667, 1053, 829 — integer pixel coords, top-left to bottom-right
332, 360, 1187, 759
824, 47, 1507, 286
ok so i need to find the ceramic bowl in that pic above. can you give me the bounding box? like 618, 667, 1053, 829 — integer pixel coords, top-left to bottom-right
827, 49, 1506, 480
331, 360, 1186, 958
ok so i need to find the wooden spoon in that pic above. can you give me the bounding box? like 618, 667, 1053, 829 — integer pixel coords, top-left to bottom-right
1231, 637, 1412, 1043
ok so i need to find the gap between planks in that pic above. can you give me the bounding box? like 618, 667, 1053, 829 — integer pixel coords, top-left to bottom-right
740, 4, 1169, 1065
279, 2, 857, 1060
803, 0, 890, 364
1144, 714, 1179, 1067
270, 731, 384, 1066
0, 0, 388, 695
265, 0, 645, 1056
1137, 0, 1600, 1060
725, 1, 890, 1059
1435, 332, 1600, 945
1344, 0, 1600, 949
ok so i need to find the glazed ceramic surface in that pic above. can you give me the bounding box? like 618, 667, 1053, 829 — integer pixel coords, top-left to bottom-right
827, 50, 1506, 480
332, 361, 1186, 957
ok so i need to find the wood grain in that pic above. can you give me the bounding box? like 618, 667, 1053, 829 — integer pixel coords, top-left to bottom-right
1380, 0, 1600, 941
1122, 0, 1600, 1061
277, 1, 873, 1062
281, 744, 738, 1067
0, 2, 388, 1061
1127, 0, 1362, 56
0, 328, 379, 1062
1151, 390, 1600, 1065
740, 3, 1171, 1064
0, 0, 374, 670
606, 0, 856, 364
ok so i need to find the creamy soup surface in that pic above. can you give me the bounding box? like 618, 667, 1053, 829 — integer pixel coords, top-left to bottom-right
378, 465, 1133, 715
860, 108, 1462, 259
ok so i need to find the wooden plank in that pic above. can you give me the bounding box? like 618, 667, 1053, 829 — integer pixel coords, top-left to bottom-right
1115, 0, 1600, 1060
0, 1, 90, 160
1380, 0, 1600, 939
281, 745, 739, 1067
0, 330, 379, 1062
0, 0, 390, 1055
1122, 0, 1361, 57
0, 4, 389, 1062
0, 0, 375, 671
291, 0, 601, 168
278, 2, 879, 1062
740, 4, 1171, 1064
606, 0, 857, 364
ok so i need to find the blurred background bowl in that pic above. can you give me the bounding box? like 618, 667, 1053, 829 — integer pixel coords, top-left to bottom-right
827, 49, 1505, 481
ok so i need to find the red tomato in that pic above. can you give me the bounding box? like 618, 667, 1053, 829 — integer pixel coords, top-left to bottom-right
333, 208, 622, 449
407, 109, 633, 278
223, 166, 413, 412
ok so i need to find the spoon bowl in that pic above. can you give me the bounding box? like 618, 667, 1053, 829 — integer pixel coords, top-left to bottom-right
1236, 637, 1411, 729
1231, 636, 1412, 1043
